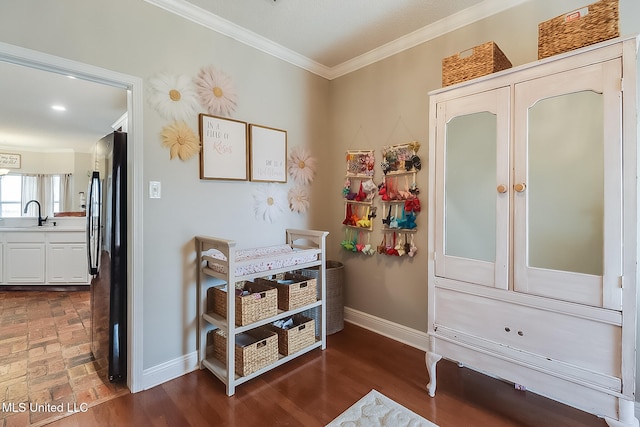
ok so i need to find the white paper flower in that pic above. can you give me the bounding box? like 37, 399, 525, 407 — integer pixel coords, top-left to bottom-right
253, 184, 287, 223
160, 121, 200, 160
147, 73, 199, 122
194, 65, 237, 117
288, 146, 316, 185
288, 186, 310, 214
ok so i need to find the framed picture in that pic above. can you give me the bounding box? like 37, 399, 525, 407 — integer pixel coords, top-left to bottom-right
0, 153, 21, 169
249, 124, 287, 183
199, 114, 248, 180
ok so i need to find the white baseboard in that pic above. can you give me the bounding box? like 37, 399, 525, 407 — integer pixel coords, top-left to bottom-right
343, 306, 428, 352
142, 351, 199, 390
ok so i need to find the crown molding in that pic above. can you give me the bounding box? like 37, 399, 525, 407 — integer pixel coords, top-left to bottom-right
145, 0, 529, 80
328, 0, 531, 79
144, 0, 332, 77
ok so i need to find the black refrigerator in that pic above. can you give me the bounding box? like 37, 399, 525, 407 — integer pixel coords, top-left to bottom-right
87, 130, 127, 383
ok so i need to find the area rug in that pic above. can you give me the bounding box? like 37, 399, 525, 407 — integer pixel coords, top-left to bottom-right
326, 389, 438, 427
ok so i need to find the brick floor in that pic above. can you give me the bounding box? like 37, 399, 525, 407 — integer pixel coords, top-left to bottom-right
0, 291, 128, 426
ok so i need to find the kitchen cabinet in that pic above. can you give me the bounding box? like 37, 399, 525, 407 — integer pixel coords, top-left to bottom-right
4, 232, 46, 283
47, 231, 88, 283
426, 36, 639, 426
0, 229, 88, 285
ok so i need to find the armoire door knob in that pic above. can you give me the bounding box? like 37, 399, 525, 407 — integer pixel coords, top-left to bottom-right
497, 184, 508, 194
514, 183, 526, 193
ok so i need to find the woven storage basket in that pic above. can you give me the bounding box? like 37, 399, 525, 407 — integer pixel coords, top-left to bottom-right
270, 314, 316, 356
538, 0, 618, 59
256, 272, 317, 311
213, 328, 278, 377
213, 281, 277, 326
442, 41, 512, 87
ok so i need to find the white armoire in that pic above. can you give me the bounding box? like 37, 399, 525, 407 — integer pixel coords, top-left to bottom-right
426, 35, 639, 426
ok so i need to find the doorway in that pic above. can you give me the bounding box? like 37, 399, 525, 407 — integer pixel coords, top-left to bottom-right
0, 41, 144, 393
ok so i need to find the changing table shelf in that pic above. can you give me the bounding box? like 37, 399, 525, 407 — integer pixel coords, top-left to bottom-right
201, 339, 323, 387
195, 229, 329, 396
202, 300, 322, 334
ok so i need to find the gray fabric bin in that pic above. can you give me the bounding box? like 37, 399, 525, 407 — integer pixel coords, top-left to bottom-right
299, 261, 344, 335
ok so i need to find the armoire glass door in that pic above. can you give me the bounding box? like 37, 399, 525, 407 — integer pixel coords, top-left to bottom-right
513, 59, 623, 309
434, 88, 510, 289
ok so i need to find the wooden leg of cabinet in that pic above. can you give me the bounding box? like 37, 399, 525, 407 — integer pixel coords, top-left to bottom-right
425, 351, 442, 398
603, 398, 639, 427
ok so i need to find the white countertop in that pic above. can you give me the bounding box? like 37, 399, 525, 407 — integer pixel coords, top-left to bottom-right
0, 226, 85, 232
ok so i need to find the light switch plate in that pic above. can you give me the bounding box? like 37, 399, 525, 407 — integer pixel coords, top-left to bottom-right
149, 181, 161, 199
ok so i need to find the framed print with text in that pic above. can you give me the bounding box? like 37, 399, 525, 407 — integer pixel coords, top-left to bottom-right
249, 124, 287, 183
199, 114, 248, 180
0, 153, 21, 169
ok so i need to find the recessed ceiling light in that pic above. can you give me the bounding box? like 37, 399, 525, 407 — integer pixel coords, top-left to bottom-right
51, 105, 66, 111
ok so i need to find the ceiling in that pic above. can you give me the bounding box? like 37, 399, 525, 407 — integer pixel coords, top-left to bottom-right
184, 0, 486, 68
0, 61, 127, 154
0, 0, 524, 153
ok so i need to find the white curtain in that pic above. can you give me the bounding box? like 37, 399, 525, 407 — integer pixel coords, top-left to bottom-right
60, 173, 71, 212
21, 175, 41, 215
21, 173, 70, 216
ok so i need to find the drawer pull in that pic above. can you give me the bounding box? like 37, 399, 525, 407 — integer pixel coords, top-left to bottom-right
504, 327, 511, 332
517, 331, 524, 336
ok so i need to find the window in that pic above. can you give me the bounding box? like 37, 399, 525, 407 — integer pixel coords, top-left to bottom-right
0, 175, 22, 217
0, 173, 67, 217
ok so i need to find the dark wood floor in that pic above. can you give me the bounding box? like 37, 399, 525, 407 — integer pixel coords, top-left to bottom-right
45, 323, 606, 427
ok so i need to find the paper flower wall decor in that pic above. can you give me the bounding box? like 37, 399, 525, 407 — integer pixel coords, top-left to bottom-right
194, 65, 237, 117
253, 184, 287, 223
147, 72, 199, 122
288, 146, 316, 185
288, 186, 310, 214
160, 121, 201, 161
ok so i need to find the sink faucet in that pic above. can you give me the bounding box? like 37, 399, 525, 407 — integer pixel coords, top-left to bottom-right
23, 200, 48, 226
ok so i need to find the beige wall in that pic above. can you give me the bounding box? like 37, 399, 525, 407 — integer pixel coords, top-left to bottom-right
327, 0, 640, 400
0, 148, 75, 175
329, 0, 640, 331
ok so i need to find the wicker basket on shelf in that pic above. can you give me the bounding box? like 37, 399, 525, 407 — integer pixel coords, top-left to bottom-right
441, 41, 512, 87
212, 328, 278, 377
269, 314, 316, 356
538, 0, 618, 59
256, 272, 317, 311
212, 281, 277, 326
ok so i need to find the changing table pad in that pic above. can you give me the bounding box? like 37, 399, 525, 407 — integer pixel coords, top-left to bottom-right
205, 244, 317, 276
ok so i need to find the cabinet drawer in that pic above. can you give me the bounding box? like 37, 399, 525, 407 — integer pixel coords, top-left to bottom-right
47, 232, 86, 243
434, 288, 621, 378
4, 232, 45, 243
